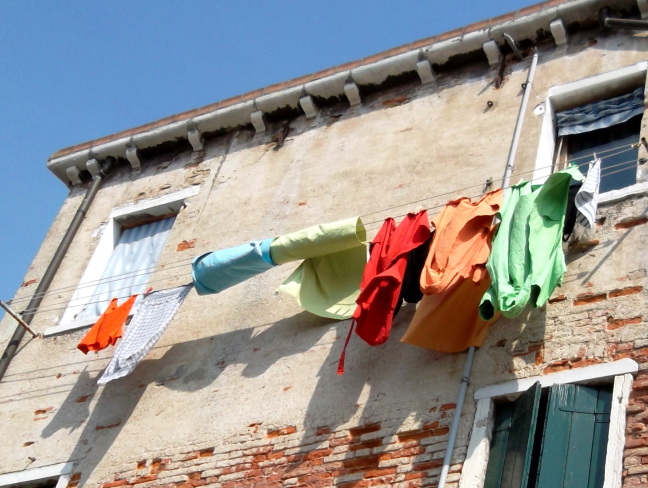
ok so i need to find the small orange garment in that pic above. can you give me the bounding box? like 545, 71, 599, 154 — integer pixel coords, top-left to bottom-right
401, 269, 499, 352
420, 189, 502, 294
77, 295, 137, 354
402, 189, 502, 352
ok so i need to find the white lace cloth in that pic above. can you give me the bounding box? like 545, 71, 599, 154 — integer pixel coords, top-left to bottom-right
97, 284, 192, 384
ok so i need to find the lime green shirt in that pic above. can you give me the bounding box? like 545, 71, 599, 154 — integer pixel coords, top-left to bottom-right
480, 166, 583, 319
270, 217, 367, 320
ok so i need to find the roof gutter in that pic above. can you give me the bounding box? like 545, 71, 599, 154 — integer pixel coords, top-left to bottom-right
600, 7, 648, 29
0, 157, 115, 382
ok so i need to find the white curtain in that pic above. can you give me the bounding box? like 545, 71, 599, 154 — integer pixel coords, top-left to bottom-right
77, 217, 175, 320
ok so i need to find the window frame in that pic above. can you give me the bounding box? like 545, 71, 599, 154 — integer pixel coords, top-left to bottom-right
44, 186, 199, 337
533, 61, 648, 204
459, 358, 638, 488
0, 462, 73, 488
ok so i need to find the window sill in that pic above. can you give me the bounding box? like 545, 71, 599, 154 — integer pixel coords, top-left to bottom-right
0, 461, 73, 487
43, 317, 98, 337
598, 181, 648, 205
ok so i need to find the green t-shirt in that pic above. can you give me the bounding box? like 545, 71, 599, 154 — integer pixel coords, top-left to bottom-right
480, 166, 583, 319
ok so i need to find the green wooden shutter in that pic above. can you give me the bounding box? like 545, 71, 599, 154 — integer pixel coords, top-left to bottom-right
485, 382, 542, 488
535, 383, 612, 488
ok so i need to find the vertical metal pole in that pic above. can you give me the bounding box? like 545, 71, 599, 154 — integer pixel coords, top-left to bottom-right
501, 49, 539, 189
438, 346, 475, 488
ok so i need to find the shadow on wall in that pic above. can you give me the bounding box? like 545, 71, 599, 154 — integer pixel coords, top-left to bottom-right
40, 311, 336, 485
41, 305, 505, 485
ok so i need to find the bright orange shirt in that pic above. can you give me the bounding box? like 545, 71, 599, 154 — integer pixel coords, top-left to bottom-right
77, 295, 137, 354
402, 189, 502, 352
420, 189, 502, 294
401, 269, 499, 352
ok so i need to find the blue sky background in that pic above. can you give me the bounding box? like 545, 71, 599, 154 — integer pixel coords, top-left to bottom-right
0, 1, 535, 322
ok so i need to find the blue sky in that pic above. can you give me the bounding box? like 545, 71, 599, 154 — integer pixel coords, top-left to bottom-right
0, 1, 535, 323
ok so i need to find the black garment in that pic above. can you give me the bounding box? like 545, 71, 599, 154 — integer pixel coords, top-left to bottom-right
563, 182, 583, 241
394, 232, 433, 316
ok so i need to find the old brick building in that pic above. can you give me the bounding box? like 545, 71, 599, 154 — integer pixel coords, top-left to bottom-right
1, 0, 647, 487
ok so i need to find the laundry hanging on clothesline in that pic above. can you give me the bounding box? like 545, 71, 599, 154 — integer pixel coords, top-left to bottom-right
480, 166, 584, 320
402, 189, 502, 353
575, 157, 602, 228
395, 232, 433, 314
192, 239, 276, 295
270, 217, 367, 320
337, 210, 431, 374
97, 284, 192, 384
82, 162, 602, 381
190, 217, 367, 320
77, 294, 137, 354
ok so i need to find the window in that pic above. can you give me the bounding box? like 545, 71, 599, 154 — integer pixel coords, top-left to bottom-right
0, 463, 73, 488
459, 359, 637, 488
484, 382, 611, 488
44, 186, 199, 337
533, 62, 648, 201
73, 215, 176, 321
554, 87, 644, 194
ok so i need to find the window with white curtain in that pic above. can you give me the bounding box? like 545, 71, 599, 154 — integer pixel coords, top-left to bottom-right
46, 186, 199, 337
74, 216, 175, 321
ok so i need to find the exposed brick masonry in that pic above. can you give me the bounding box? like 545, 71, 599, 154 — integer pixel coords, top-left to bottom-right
87, 416, 461, 488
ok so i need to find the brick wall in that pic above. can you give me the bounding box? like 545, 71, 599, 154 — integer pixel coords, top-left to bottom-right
73, 414, 461, 488
625, 371, 648, 485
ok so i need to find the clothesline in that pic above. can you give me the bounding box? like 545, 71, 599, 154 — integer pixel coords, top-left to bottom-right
5, 145, 640, 315
567, 140, 641, 162
362, 156, 639, 229
16, 273, 194, 316
74, 160, 599, 384
359, 141, 639, 221
7, 148, 639, 313
6, 257, 195, 307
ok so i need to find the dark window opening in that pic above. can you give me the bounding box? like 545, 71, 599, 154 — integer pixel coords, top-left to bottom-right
563, 114, 641, 193
7, 478, 58, 488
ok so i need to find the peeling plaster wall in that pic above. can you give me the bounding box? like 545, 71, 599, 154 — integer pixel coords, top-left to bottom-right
1, 28, 648, 488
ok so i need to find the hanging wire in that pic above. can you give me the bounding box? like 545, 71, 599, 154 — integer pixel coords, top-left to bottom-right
6, 256, 195, 307
18, 261, 193, 314
21, 271, 194, 316
361, 151, 642, 230
6, 140, 642, 317
566, 142, 639, 163
600, 159, 641, 178
358, 180, 488, 218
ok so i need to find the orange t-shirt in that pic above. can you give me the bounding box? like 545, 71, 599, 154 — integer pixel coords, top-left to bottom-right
402, 190, 502, 352
77, 295, 137, 354
420, 189, 502, 294
401, 269, 499, 352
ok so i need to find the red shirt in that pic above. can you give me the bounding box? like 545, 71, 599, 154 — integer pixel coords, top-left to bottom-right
338, 211, 431, 373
